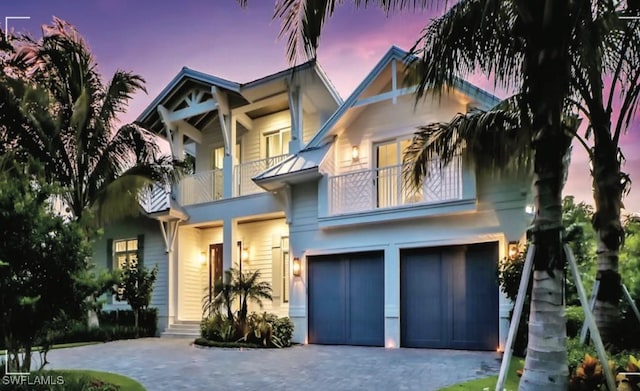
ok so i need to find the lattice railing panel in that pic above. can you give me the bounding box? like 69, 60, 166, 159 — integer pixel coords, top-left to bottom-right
328, 155, 462, 215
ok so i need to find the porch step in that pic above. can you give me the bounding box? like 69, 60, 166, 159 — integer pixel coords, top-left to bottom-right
161, 320, 201, 338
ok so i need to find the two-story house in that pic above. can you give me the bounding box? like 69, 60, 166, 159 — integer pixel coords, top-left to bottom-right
95, 46, 532, 350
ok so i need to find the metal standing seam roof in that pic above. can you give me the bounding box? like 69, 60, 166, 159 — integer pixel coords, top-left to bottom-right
253, 143, 333, 182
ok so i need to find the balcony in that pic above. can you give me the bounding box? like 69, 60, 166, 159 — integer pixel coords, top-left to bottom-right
180, 169, 223, 205
233, 154, 289, 197
178, 154, 289, 206
328, 156, 462, 216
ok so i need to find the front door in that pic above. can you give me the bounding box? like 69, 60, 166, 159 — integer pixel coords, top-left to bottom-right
209, 244, 223, 299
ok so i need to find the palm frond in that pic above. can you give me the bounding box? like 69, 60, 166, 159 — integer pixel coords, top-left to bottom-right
274, 0, 437, 63
403, 95, 532, 189
408, 0, 522, 98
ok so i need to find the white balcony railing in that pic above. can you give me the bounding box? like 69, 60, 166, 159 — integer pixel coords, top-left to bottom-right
233, 154, 289, 197
180, 169, 223, 205
178, 155, 290, 205
328, 156, 462, 215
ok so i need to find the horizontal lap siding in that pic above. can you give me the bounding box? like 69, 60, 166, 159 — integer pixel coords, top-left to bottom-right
238, 218, 289, 317
178, 226, 202, 320
93, 218, 167, 316
335, 94, 466, 175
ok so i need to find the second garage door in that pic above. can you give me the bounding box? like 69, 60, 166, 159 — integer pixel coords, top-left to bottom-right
308, 251, 384, 346
400, 242, 499, 350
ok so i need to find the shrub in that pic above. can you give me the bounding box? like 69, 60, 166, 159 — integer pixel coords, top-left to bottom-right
200, 311, 294, 348
98, 308, 158, 336
201, 313, 235, 342
567, 337, 640, 390
566, 306, 585, 338
271, 317, 294, 348
114, 265, 158, 329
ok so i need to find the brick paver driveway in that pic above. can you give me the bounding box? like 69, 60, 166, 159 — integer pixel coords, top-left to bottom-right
45, 338, 501, 390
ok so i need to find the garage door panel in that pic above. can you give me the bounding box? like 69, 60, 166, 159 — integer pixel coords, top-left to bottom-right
308, 251, 384, 346
401, 250, 446, 348
401, 243, 499, 350
452, 243, 499, 350
308, 258, 347, 344
348, 253, 384, 346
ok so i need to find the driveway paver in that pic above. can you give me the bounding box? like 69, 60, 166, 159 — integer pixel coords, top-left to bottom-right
43, 338, 501, 390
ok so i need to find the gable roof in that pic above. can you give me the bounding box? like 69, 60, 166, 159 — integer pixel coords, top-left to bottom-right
253, 45, 502, 190
137, 67, 241, 125
305, 45, 501, 149
136, 61, 342, 132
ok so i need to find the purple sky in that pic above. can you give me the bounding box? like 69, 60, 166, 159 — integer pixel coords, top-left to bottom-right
2, 1, 639, 212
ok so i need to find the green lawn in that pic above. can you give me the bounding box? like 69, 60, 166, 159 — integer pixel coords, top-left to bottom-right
439, 357, 523, 391
55, 370, 146, 390
0, 370, 145, 391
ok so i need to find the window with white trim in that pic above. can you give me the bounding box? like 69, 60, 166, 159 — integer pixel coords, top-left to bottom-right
265, 128, 291, 158
113, 238, 138, 298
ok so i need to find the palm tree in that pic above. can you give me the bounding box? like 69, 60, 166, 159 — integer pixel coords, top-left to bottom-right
0, 18, 182, 228
234, 268, 273, 328
407, 1, 640, 346
568, 3, 640, 344
269, 1, 578, 389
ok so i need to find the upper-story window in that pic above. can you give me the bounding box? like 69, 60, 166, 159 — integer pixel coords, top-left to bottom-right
374, 137, 416, 207
265, 128, 291, 158
212, 144, 241, 170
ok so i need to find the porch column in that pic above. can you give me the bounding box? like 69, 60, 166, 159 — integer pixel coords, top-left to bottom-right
222, 118, 236, 198
213, 85, 235, 199
222, 217, 238, 276
287, 83, 303, 154
159, 219, 181, 329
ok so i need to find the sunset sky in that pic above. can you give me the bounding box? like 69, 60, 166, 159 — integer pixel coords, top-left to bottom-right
2, 0, 639, 212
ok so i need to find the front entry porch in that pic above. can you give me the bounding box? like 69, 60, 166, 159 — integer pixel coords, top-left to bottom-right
170, 216, 290, 329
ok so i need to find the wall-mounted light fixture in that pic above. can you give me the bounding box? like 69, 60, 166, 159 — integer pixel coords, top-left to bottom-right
351, 145, 359, 162
200, 251, 207, 266
292, 257, 302, 277
242, 248, 249, 262
508, 241, 519, 260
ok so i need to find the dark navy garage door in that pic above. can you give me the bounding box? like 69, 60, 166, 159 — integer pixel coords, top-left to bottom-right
308, 251, 384, 346
401, 242, 499, 350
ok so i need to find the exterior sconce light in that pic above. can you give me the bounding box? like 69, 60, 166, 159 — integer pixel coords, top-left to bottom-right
241, 248, 249, 262
508, 242, 519, 260
292, 257, 302, 277
200, 251, 207, 266
351, 145, 359, 162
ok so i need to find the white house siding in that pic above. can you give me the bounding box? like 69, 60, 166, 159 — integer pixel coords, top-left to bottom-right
236, 218, 290, 317
177, 226, 203, 320
333, 93, 468, 175
194, 120, 224, 173
302, 112, 322, 145
93, 217, 169, 332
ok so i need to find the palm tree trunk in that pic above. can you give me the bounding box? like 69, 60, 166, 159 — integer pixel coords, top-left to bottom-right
520, 133, 571, 390
591, 125, 624, 345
